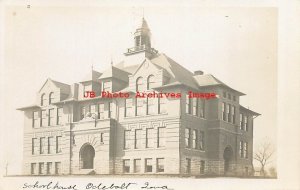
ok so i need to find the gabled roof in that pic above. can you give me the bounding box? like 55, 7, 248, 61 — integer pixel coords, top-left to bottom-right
132, 58, 165, 76
81, 69, 102, 82
99, 66, 130, 82
39, 78, 70, 94
151, 53, 199, 89
193, 74, 245, 95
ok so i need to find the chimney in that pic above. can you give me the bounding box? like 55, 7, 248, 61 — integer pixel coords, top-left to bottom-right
194, 70, 204, 75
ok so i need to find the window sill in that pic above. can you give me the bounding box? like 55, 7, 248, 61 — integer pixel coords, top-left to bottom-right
124, 113, 168, 119
185, 148, 205, 152
123, 147, 166, 151
31, 153, 63, 157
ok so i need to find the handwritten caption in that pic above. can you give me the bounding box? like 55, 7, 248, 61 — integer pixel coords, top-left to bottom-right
23, 181, 174, 190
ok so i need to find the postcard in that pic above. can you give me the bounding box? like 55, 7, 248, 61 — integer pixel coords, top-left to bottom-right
0, 0, 299, 190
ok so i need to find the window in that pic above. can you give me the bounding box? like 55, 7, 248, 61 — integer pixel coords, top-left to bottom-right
240, 114, 244, 130
49, 92, 54, 104
33, 111, 39, 128
108, 102, 114, 118
56, 136, 62, 153
158, 127, 166, 148
147, 97, 156, 115
124, 130, 131, 149
40, 137, 45, 154
135, 129, 142, 149
55, 162, 61, 175
228, 93, 231, 100
31, 163, 36, 175
199, 131, 205, 150
185, 128, 191, 148
135, 98, 143, 116
48, 109, 55, 126
90, 104, 96, 115
41, 110, 47, 127
46, 162, 52, 175
158, 97, 167, 114
125, 99, 133, 117
80, 106, 85, 120
156, 158, 165, 173
48, 137, 54, 154
223, 91, 226, 98
200, 160, 205, 174
199, 99, 205, 118
98, 103, 104, 119
147, 75, 155, 90
233, 95, 236, 101
102, 81, 111, 92
222, 103, 226, 121
226, 104, 231, 122
100, 133, 104, 143
231, 106, 235, 124
186, 94, 192, 114
41, 93, 46, 106
123, 159, 130, 173
244, 116, 248, 131
192, 98, 198, 116
39, 162, 44, 174
239, 141, 244, 158
57, 108, 63, 125
136, 77, 143, 92
145, 158, 152, 173
134, 159, 141, 173
192, 129, 198, 149
32, 138, 38, 155
244, 142, 248, 158
186, 158, 191, 174
146, 128, 154, 148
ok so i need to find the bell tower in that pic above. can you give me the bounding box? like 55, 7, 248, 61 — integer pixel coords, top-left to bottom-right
124, 18, 158, 62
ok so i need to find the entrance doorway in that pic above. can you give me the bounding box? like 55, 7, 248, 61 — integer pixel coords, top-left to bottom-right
223, 146, 233, 174
80, 144, 95, 169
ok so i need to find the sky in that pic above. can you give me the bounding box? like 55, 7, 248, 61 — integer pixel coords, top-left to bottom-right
0, 4, 277, 175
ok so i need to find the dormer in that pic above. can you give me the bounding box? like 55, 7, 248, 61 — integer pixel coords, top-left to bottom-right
98, 65, 130, 93
128, 59, 169, 92
37, 78, 70, 106
79, 69, 102, 99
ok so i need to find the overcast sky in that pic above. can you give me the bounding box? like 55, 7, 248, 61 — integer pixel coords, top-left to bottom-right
0, 4, 277, 175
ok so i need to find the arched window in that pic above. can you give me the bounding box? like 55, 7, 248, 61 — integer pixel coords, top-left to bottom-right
80, 144, 95, 169
147, 75, 155, 90
41, 93, 46, 106
136, 77, 143, 92
49, 92, 54, 104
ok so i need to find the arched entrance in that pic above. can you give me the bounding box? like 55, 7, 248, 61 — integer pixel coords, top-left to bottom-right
223, 146, 233, 174
80, 144, 95, 169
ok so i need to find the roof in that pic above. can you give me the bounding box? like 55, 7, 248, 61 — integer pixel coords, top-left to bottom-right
39, 78, 71, 94
151, 53, 199, 89
99, 66, 130, 82
193, 74, 245, 96
240, 105, 261, 116
81, 69, 102, 82
17, 104, 40, 111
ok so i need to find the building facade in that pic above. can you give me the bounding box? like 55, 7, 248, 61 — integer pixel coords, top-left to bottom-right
18, 18, 260, 177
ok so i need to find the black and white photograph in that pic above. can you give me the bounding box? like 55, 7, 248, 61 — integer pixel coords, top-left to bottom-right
0, 0, 299, 190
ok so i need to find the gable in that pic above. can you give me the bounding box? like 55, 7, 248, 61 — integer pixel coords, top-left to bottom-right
132, 58, 162, 78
